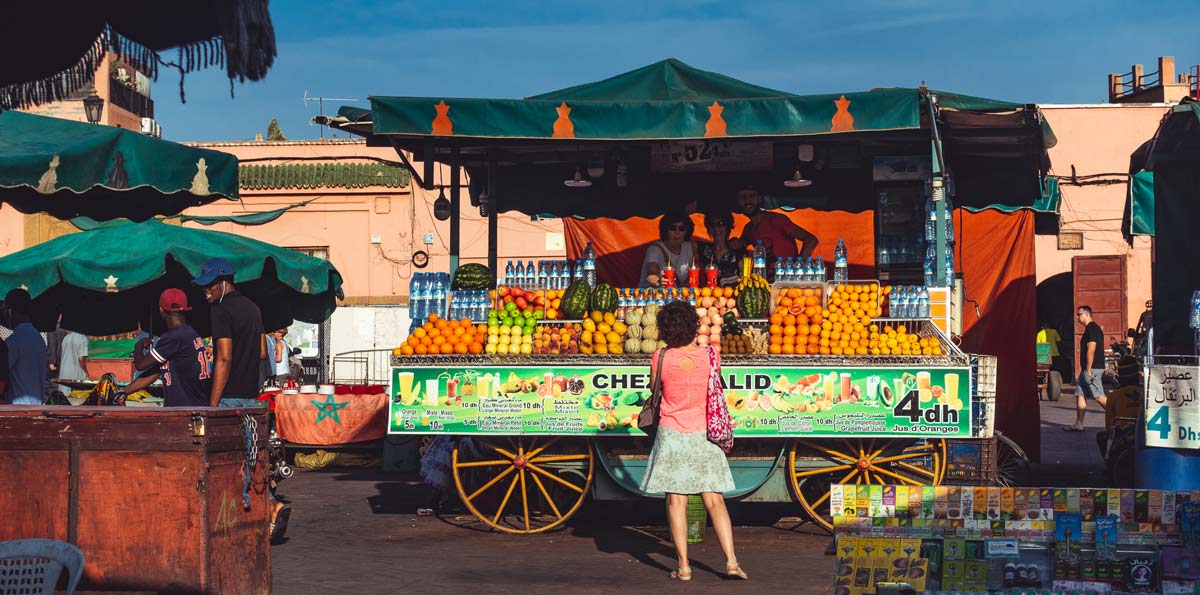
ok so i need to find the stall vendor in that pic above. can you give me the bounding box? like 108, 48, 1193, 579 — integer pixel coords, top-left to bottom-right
639, 211, 697, 288
696, 211, 743, 287
735, 186, 818, 260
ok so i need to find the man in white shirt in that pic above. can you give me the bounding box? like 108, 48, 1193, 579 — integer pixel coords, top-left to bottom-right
57, 329, 89, 395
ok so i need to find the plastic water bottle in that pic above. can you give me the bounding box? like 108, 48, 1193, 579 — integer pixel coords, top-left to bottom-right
925, 196, 937, 242
918, 286, 930, 318
944, 195, 955, 244
434, 273, 449, 318
899, 286, 912, 318
752, 241, 766, 279
814, 256, 825, 282
944, 247, 954, 286
834, 239, 848, 282
879, 240, 890, 267
775, 257, 785, 282
504, 260, 515, 287
524, 260, 534, 288
923, 255, 935, 287
514, 260, 526, 288
409, 274, 422, 321
583, 242, 597, 287
1190, 290, 1200, 329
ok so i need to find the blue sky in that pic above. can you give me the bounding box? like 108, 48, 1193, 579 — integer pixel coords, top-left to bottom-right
155, 0, 1200, 142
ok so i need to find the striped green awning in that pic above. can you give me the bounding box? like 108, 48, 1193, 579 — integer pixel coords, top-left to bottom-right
239, 162, 410, 190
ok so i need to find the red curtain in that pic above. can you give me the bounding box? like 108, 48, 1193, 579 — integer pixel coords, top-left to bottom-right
563, 210, 876, 287
564, 208, 1039, 460
957, 210, 1039, 460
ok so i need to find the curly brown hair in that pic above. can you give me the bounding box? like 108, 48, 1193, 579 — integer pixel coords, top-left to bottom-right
656, 301, 699, 348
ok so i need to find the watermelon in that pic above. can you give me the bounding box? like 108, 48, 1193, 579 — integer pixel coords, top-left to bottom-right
590, 283, 618, 313
561, 279, 591, 320
736, 286, 770, 318
452, 263, 494, 289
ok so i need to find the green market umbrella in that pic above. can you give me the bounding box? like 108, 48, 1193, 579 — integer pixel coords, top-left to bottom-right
0, 219, 343, 336
0, 110, 238, 220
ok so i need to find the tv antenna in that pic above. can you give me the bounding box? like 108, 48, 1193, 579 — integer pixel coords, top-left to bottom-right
304, 90, 362, 138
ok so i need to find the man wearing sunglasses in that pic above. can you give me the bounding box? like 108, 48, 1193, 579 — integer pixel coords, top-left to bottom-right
735, 186, 818, 264
1066, 306, 1107, 431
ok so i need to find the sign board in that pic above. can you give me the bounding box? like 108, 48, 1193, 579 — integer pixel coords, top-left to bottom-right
872, 156, 932, 182
388, 363, 971, 437
1144, 365, 1200, 449
650, 140, 773, 173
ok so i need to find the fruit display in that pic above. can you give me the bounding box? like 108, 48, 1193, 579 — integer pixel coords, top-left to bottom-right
398, 314, 487, 355
723, 327, 768, 355
451, 263, 494, 290
589, 283, 619, 313
579, 310, 630, 355
560, 279, 591, 319
620, 303, 666, 354
533, 323, 582, 355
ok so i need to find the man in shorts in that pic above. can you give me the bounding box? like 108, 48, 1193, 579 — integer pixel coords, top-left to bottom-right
1067, 305, 1107, 431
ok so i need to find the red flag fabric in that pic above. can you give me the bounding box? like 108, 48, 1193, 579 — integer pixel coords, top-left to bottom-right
275, 393, 388, 445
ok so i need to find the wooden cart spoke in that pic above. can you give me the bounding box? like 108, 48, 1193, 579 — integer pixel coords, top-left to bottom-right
524, 438, 561, 461
894, 460, 937, 479
519, 469, 530, 532
869, 465, 924, 486
866, 439, 896, 461
528, 454, 589, 464
793, 463, 853, 478
525, 462, 584, 494
529, 472, 564, 520
807, 468, 859, 509
870, 450, 936, 466
465, 466, 516, 503
474, 440, 515, 460
491, 474, 522, 525
454, 459, 513, 469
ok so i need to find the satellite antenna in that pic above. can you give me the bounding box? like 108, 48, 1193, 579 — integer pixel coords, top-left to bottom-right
304, 90, 362, 138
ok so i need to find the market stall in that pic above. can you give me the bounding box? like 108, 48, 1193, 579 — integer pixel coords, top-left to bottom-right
319, 59, 1052, 533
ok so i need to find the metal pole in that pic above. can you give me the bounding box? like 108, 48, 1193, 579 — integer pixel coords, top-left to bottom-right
927, 92, 948, 287
449, 147, 461, 272
487, 159, 499, 281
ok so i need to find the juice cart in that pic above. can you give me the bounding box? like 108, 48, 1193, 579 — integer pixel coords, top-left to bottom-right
317, 59, 1052, 532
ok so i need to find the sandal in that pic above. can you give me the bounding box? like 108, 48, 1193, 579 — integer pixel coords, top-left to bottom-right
270, 504, 292, 543
726, 564, 749, 580
669, 567, 692, 581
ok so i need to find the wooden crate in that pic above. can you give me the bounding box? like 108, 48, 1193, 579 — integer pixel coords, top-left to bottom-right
0, 407, 271, 594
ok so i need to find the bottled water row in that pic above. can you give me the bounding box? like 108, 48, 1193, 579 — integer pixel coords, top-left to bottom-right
890, 285, 931, 319
773, 256, 827, 283
502, 242, 597, 290
924, 243, 955, 287
925, 195, 955, 244
448, 290, 491, 321
877, 237, 921, 266
409, 272, 450, 322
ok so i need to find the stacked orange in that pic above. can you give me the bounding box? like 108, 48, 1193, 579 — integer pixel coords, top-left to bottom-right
542, 289, 564, 320
816, 284, 883, 356
397, 314, 487, 356
767, 287, 824, 355
880, 324, 943, 356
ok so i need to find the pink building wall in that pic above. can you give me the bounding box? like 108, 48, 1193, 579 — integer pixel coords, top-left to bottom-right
1037, 104, 1167, 330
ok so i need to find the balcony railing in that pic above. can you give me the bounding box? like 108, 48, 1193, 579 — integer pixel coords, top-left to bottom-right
108, 76, 154, 119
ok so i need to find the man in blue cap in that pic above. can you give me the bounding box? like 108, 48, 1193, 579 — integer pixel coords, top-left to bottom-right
193, 258, 290, 541
192, 258, 265, 408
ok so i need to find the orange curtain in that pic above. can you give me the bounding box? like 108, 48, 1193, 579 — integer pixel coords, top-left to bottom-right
563, 210, 876, 287
275, 393, 389, 445
957, 210, 1039, 460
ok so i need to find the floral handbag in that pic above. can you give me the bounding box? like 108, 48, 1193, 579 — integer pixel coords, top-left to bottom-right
704, 346, 734, 453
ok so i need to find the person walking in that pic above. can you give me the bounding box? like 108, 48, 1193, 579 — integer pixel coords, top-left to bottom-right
3, 289, 47, 405
1067, 305, 1107, 431
640, 301, 746, 581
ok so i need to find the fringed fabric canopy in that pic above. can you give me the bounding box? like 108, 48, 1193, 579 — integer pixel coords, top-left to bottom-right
0, 0, 276, 110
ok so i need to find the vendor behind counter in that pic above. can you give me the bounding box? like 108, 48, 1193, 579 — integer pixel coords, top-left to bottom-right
735, 186, 818, 264
639, 211, 696, 288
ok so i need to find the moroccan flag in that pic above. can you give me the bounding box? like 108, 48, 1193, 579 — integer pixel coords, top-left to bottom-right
275, 393, 388, 445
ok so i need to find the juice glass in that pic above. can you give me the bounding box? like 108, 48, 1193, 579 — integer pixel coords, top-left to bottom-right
944, 373, 960, 403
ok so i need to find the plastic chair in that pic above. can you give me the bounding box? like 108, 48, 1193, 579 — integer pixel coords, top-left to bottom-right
0, 539, 84, 595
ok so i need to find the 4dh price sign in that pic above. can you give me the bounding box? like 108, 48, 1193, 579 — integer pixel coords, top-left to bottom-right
1144, 365, 1200, 449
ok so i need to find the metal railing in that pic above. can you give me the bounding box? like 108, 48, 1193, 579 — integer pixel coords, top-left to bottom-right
1192, 65, 1199, 99
108, 76, 154, 118
331, 349, 394, 386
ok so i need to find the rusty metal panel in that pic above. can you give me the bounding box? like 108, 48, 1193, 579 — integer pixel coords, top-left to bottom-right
1072, 255, 1128, 366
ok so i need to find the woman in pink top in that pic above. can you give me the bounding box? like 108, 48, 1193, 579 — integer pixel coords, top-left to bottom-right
640, 301, 745, 581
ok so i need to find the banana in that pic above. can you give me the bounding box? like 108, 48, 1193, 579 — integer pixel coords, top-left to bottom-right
770, 392, 795, 413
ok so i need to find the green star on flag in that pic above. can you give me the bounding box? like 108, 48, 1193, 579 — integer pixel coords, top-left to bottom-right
312, 394, 349, 425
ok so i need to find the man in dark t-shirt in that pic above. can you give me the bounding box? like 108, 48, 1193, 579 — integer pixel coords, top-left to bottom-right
192, 258, 265, 407
1068, 305, 1108, 431
127, 289, 211, 407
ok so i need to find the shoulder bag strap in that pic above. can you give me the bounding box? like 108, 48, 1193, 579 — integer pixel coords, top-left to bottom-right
649, 349, 668, 405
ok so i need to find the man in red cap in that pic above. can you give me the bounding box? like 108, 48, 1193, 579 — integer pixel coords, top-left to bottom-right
126, 288, 212, 407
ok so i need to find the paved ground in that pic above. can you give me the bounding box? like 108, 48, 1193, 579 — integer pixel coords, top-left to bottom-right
270, 391, 1111, 594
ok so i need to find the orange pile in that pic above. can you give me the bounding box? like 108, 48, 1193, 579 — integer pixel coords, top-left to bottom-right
398, 314, 487, 356
766, 287, 824, 355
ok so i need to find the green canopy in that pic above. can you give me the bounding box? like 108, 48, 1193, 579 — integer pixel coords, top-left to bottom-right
1128, 169, 1154, 236
319, 59, 1053, 217
0, 219, 342, 335
0, 110, 238, 220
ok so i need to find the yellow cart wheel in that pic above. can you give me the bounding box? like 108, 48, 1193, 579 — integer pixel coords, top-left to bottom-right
788, 438, 946, 532
453, 436, 594, 534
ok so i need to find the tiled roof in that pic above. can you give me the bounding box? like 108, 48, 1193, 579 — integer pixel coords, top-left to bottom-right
239, 162, 410, 190
186, 138, 367, 147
